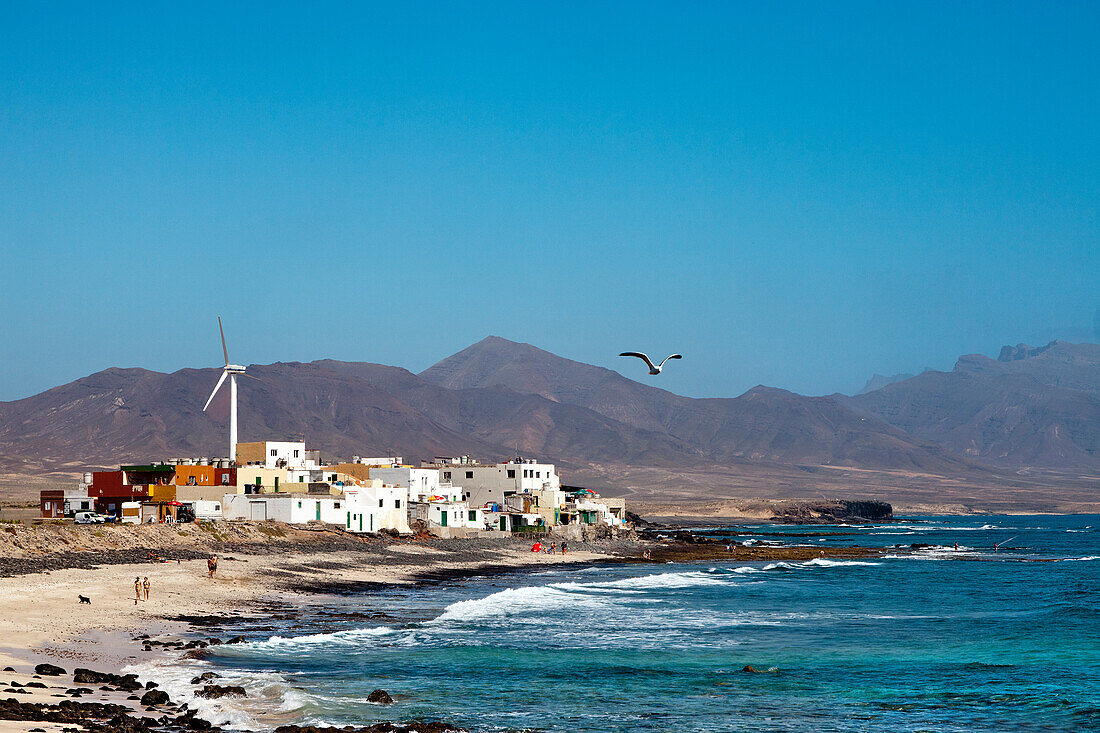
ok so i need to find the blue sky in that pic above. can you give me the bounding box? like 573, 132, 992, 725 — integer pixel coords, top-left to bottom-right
1, 1, 1097, 401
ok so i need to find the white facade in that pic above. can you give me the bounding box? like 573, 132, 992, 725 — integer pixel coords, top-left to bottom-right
370, 466, 461, 502
182, 499, 223, 521
569, 498, 625, 525
64, 490, 94, 515
435, 460, 559, 507
342, 485, 411, 534
257, 442, 311, 469
223, 493, 349, 524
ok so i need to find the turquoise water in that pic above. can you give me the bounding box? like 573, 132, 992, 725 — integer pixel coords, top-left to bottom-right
153, 516, 1100, 732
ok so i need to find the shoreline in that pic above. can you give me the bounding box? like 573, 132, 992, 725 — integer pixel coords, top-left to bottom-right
0, 536, 641, 732
0, 523, 956, 732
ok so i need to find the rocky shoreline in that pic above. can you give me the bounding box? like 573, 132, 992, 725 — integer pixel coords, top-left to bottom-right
0, 525, 901, 732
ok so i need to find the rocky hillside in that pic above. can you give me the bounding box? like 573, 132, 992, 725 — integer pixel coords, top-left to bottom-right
847, 341, 1100, 468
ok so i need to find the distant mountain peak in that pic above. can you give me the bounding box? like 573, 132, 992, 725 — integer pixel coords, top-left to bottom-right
856, 373, 917, 395
997, 341, 1056, 362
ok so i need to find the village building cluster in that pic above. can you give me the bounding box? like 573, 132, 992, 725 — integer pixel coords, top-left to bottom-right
39, 440, 627, 538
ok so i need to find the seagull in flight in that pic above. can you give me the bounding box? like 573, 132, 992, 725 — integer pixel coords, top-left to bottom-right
619, 351, 682, 375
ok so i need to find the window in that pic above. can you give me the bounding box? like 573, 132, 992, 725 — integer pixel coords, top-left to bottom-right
270, 449, 277, 457
443, 471, 451, 480
293, 450, 299, 458
334, 502, 341, 509
299, 476, 304, 482
507, 470, 515, 478
330, 474, 337, 482
523, 470, 529, 478
465, 471, 473, 479
536, 471, 541, 478
395, 499, 401, 508
468, 510, 477, 522
379, 499, 384, 507
214, 504, 220, 510
297, 501, 302, 508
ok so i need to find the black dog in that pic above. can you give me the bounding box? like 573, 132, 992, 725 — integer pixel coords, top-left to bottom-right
78, 595, 91, 604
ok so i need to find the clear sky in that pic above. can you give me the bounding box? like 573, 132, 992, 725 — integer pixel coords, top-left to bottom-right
1, 1, 1097, 401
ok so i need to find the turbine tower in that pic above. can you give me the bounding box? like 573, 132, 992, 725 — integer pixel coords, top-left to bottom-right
203, 317, 253, 463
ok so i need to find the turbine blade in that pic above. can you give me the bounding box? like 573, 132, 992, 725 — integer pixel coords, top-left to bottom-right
203, 370, 229, 411
218, 316, 229, 366
238, 372, 261, 381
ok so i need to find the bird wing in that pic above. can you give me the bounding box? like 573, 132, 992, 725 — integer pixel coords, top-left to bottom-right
619, 352, 656, 370
659, 354, 683, 368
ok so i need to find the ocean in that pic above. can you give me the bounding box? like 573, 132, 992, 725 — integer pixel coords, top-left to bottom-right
135, 515, 1100, 732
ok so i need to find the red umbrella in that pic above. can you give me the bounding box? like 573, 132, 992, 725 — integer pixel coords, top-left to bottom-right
167, 501, 183, 506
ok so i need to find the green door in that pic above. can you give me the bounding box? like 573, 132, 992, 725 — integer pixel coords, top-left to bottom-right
316, 502, 321, 520
440, 511, 448, 527
346, 512, 350, 529
359, 514, 363, 532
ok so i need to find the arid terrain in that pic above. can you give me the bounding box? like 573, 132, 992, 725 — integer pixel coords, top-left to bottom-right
1, 337, 1097, 512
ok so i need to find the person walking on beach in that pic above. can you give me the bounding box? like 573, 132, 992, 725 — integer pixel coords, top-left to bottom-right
561, 542, 567, 555
207, 554, 218, 578
134, 577, 141, 605
142, 577, 150, 600
549, 542, 556, 555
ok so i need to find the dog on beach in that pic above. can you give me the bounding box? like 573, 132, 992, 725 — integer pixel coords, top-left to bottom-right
78, 595, 91, 604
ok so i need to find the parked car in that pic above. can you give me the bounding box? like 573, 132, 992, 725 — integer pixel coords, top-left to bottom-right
73, 511, 106, 524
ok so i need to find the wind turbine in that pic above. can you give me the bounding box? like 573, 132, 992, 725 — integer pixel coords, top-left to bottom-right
203, 317, 255, 463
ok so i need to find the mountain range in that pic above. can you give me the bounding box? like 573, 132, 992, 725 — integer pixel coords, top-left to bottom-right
1, 336, 1097, 510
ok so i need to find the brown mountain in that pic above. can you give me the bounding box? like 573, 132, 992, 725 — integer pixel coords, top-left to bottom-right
846, 341, 1100, 468
954, 340, 1100, 397
420, 336, 977, 473
3, 337, 973, 477
8, 336, 1098, 511
0, 358, 700, 472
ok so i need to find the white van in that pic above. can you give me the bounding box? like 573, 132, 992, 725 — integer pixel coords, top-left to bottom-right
74, 511, 106, 524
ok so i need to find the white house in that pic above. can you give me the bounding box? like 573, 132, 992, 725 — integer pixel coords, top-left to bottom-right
342, 484, 411, 534
369, 466, 456, 502
410, 499, 484, 537
181, 499, 223, 522
236, 441, 320, 470
223, 493, 349, 524
430, 459, 560, 507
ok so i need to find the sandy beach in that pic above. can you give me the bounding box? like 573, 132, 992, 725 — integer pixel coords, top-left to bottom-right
0, 519, 900, 731
0, 525, 625, 732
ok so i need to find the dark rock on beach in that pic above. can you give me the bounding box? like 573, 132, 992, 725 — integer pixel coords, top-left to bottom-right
366, 689, 394, 704
189, 673, 221, 685
34, 664, 65, 676
195, 684, 246, 699
0, 696, 177, 731
73, 668, 113, 684
139, 688, 170, 706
